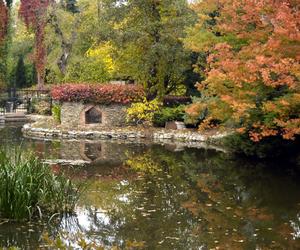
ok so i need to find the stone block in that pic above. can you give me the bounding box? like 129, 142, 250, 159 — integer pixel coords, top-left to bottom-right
165, 121, 186, 130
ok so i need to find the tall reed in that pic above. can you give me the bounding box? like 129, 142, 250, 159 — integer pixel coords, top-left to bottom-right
0, 148, 80, 221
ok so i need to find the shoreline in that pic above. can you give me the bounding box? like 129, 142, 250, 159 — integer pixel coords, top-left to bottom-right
22, 115, 232, 152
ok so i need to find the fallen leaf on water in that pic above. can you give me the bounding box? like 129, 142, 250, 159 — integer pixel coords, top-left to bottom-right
165, 236, 180, 240
234, 240, 244, 243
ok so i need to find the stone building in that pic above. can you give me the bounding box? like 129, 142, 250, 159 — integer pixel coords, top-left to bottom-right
60, 102, 128, 129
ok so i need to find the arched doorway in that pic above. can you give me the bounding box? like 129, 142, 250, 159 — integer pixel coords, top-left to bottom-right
85, 106, 102, 124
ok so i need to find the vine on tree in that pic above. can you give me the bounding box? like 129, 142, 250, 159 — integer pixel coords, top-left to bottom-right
19, 0, 51, 88
0, 0, 8, 42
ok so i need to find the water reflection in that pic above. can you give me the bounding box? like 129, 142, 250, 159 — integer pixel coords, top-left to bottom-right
0, 125, 300, 249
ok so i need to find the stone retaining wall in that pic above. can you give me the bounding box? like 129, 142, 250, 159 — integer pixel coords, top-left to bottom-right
22, 123, 229, 152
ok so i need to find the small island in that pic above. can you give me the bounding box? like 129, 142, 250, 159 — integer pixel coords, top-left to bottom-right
0, 0, 299, 248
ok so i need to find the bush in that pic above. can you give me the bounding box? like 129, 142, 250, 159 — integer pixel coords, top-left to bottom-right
52, 104, 61, 124
30, 98, 52, 115
126, 98, 161, 125
51, 84, 145, 105
153, 105, 185, 127
0, 148, 80, 221
184, 101, 208, 126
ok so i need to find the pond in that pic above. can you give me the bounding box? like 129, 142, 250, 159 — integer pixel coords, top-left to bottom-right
0, 123, 300, 249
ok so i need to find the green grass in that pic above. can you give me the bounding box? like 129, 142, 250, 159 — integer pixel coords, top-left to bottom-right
0, 148, 80, 221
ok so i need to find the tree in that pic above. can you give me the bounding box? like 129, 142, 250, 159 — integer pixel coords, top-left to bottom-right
0, 0, 12, 42
0, 0, 13, 89
0, 0, 8, 42
15, 55, 26, 88
185, 0, 300, 142
48, 1, 80, 77
99, 0, 195, 98
19, 0, 51, 89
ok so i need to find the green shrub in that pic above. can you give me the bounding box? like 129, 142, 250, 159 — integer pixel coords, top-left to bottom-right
153, 105, 185, 127
52, 104, 61, 124
0, 148, 80, 221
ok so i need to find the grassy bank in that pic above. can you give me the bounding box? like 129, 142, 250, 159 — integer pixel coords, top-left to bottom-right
0, 148, 80, 221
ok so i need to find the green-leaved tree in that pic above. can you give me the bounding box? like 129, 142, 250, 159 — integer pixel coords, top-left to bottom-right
100, 0, 196, 97
15, 55, 26, 88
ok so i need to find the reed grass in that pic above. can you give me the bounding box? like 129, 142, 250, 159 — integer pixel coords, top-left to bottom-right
0, 148, 80, 221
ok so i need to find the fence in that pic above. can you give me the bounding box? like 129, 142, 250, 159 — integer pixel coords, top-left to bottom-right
0, 88, 52, 115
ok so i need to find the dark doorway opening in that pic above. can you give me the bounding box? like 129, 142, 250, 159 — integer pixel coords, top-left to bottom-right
85, 107, 102, 124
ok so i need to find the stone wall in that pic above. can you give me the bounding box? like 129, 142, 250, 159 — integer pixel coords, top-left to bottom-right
22, 122, 230, 153
61, 102, 128, 129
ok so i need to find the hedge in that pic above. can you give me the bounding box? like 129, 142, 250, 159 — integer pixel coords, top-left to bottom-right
51, 84, 145, 105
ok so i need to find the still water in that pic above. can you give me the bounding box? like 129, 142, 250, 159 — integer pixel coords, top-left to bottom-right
0, 123, 300, 249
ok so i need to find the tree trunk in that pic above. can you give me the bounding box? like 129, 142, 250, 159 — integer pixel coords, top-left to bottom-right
37, 71, 44, 90
49, 7, 79, 77
57, 42, 71, 75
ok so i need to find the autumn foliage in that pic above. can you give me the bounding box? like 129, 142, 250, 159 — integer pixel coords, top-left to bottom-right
186, 0, 300, 142
0, 0, 8, 42
51, 84, 145, 105
19, 0, 51, 87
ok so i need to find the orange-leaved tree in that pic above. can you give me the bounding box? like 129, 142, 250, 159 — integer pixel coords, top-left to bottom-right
186, 0, 300, 142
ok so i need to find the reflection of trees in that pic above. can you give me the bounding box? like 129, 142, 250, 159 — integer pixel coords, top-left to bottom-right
1, 125, 300, 249
80, 147, 299, 249
0, 222, 47, 249
175, 152, 300, 249
291, 214, 300, 239
51, 145, 300, 249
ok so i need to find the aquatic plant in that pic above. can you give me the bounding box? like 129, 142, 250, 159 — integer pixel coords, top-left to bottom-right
0, 148, 80, 221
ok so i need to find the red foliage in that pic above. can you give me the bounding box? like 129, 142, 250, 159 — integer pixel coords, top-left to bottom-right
19, 0, 51, 85
0, 0, 8, 42
51, 84, 145, 105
